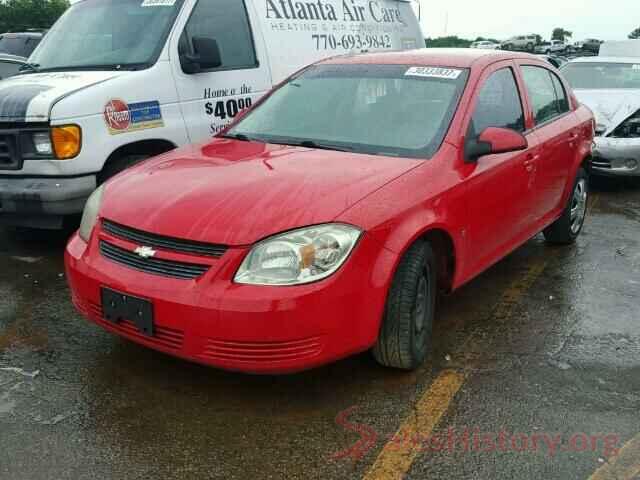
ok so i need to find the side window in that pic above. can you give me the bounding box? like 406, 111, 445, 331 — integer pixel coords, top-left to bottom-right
470, 68, 525, 135
550, 72, 570, 114
180, 0, 257, 72
522, 66, 563, 124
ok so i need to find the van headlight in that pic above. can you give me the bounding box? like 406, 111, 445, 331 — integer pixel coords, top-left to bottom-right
235, 224, 362, 285
79, 185, 105, 242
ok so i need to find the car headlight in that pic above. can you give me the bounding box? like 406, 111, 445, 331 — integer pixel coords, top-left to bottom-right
79, 185, 105, 242
235, 224, 362, 286
32, 132, 53, 155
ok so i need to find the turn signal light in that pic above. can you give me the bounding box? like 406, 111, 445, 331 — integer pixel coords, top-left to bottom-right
51, 125, 82, 159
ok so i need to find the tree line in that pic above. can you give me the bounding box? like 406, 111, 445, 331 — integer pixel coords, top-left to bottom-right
0, 0, 69, 33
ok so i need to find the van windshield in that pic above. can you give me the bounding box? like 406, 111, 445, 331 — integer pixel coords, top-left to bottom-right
29, 0, 184, 71
227, 64, 469, 159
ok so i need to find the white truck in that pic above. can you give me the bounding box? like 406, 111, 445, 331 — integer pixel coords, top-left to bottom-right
0, 0, 423, 228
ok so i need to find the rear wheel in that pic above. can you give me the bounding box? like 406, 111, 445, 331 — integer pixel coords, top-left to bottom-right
544, 168, 589, 244
527, 42, 534, 51
373, 240, 437, 370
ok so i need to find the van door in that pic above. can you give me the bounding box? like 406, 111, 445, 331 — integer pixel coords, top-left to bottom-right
170, 0, 272, 141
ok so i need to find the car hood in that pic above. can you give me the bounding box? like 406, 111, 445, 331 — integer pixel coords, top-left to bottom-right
574, 89, 640, 135
100, 139, 421, 246
0, 71, 123, 122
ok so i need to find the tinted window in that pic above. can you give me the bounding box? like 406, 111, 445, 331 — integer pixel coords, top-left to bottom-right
471, 68, 525, 134
180, 0, 257, 72
0, 36, 29, 57
550, 72, 570, 113
0, 61, 22, 80
229, 64, 469, 159
522, 66, 562, 124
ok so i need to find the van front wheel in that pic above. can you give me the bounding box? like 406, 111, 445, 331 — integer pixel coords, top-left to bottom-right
98, 154, 149, 185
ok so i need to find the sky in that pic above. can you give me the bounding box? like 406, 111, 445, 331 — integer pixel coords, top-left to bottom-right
417, 0, 639, 42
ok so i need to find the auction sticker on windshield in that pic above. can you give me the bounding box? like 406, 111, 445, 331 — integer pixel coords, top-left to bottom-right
405, 67, 463, 80
141, 0, 176, 6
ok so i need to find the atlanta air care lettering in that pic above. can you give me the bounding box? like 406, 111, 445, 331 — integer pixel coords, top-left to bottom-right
265, 0, 404, 24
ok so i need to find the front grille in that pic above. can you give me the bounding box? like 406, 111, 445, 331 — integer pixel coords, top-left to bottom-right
592, 157, 612, 169
100, 240, 210, 280
103, 219, 228, 258
200, 337, 324, 363
0, 133, 19, 170
87, 300, 184, 350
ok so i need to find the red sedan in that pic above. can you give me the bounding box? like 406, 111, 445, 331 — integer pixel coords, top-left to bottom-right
66, 50, 594, 374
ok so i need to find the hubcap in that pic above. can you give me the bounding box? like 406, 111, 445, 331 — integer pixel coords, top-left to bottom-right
570, 178, 588, 234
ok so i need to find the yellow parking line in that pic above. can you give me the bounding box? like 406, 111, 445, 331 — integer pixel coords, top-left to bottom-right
362, 258, 550, 480
362, 370, 465, 480
588, 433, 640, 480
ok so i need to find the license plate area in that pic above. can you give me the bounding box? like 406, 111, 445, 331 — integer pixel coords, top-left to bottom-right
101, 288, 155, 337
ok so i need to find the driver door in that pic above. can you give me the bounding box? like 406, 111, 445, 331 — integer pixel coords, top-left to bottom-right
170, 0, 272, 142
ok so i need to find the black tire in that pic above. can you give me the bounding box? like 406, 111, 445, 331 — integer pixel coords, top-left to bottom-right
544, 168, 589, 244
373, 240, 437, 370
97, 154, 149, 185
527, 43, 534, 52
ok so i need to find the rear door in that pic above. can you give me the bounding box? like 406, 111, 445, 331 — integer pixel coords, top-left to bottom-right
170, 0, 272, 141
462, 62, 540, 273
519, 64, 575, 223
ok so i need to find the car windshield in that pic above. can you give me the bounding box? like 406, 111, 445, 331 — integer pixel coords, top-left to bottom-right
0, 35, 31, 57
28, 0, 184, 71
227, 64, 469, 158
562, 62, 640, 89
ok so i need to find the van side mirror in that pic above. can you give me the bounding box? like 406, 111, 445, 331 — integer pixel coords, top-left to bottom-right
180, 37, 222, 74
465, 127, 528, 163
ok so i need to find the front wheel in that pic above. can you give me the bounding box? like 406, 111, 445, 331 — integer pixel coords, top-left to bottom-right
373, 240, 437, 370
544, 168, 589, 244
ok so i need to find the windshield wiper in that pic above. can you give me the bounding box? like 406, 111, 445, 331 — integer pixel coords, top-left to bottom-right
290, 140, 353, 152
221, 133, 254, 142
18, 62, 40, 73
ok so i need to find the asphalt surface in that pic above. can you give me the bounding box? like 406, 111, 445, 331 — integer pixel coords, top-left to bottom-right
0, 177, 638, 480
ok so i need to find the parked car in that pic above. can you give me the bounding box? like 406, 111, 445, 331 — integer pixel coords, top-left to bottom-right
0, 54, 26, 80
0, 0, 424, 229
501, 35, 538, 52
574, 38, 603, 54
66, 49, 594, 374
562, 57, 640, 176
0, 31, 44, 57
535, 40, 566, 55
470, 41, 500, 50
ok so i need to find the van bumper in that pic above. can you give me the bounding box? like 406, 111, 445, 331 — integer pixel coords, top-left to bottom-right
0, 175, 96, 228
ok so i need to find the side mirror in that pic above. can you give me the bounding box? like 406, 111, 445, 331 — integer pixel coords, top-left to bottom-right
180, 37, 222, 74
465, 127, 528, 163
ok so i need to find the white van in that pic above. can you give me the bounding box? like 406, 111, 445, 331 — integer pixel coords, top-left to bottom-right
0, 0, 423, 228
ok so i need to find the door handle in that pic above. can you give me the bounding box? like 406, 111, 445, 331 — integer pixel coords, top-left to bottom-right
524, 154, 538, 172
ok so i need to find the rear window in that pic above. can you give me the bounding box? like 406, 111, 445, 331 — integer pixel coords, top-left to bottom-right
228, 64, 470, 159
561, 62, 640, 89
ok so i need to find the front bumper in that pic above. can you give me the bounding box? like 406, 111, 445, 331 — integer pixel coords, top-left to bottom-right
591, 137, 640, 177
65, 225, 396, 374
0, 175, 96, 228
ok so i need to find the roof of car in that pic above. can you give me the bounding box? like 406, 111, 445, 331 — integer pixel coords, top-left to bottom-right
0, 32, 44, 38
568, 56, 640, 64
321, 48, 541, 69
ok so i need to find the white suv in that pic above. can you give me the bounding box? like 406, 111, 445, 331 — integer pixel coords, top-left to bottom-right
501, 35, 538, 52
470, 41, 499, 50
535, 40, 566, 54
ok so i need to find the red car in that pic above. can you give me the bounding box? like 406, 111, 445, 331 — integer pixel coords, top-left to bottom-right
66, 50, 594, 374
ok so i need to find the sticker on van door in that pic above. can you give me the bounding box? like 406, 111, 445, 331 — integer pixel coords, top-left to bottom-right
104, 99, 164, 135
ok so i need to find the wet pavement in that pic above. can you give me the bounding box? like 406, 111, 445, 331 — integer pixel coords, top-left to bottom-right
1, 177, 639, 480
